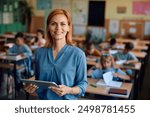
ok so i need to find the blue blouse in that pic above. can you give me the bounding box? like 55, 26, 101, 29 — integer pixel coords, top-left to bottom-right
90, 67, 126, 81
35, 45, 87, 100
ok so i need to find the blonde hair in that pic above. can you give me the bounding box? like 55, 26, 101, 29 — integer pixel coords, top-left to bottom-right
45, 9, 73, 48
100, 54, 116, 68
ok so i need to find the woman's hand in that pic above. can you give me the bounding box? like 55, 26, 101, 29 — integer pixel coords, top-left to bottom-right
24, 84, 39, 94
49, 85, 72, 97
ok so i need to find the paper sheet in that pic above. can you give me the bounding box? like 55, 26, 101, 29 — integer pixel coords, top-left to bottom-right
96, 72, 122, 88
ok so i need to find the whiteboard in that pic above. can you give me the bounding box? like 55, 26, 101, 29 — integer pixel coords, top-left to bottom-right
144, 21, 150, 36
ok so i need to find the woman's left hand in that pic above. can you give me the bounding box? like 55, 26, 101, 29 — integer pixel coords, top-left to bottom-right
49, 85, 71, 96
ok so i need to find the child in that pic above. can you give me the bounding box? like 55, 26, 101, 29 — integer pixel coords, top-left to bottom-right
89, 54, 130, 81
112, 42, 138, 63
88, 54, 130, 100
84, 41, 101, 56
7, 32, 33, 88
34, 29, 46, 47
112, 42, 138, 75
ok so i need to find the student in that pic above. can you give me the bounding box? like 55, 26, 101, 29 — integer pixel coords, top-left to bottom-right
25, 9, 87, 100
112, 42, 138, 63
112, 42, 138, 75
7, 32, 33, 88
84, 41, 101, 56
34, 29, 46, 47
89, 54, 130, 81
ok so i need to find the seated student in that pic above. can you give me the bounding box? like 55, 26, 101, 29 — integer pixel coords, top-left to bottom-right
88, 54, 130, 100
84, 41, 101, 56
89, 54, 130, 81
34, 29, 46, 47
7, 32, 33, 88
112, 42, 138, 63
99, 37, 116, 50
112, 42, 138, 75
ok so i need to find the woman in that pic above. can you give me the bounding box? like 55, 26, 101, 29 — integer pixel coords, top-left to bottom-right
25, 9, 87, 100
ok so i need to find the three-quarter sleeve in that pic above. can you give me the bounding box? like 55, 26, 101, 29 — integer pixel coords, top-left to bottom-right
75, 53, 88, 97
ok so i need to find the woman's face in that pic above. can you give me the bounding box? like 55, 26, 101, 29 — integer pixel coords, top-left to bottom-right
48, 14, 69, 41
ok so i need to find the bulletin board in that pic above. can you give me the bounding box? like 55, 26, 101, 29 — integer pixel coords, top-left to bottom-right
133, 1, 150, 15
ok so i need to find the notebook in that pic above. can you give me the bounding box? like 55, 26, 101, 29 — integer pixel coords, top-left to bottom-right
108, 88, 127, 95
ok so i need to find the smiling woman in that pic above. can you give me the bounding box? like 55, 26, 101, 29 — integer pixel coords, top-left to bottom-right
24, 9, 88, 100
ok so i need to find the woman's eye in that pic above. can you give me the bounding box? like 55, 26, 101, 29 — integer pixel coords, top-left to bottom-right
61, 23, 66, 26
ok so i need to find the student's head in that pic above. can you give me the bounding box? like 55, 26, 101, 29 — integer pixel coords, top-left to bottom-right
100, 54, 115, 69
110, 38, 116, 46
45, 9, 73, 47
124, 42, 134, 53
15, 32, 24, 46
37, 29, 44, 39
86, 41, 94, 50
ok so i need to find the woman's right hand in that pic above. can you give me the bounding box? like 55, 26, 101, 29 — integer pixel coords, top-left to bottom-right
24, 84, 39, 94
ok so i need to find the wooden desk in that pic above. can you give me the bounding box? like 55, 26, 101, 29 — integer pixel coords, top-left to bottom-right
0, 53, 28, 98
99, 42, 148, 51
116, 38, 150, 45
86, 78, 133, 99
72, 36, 85, 42
132, 51, 147, 59
117, 62, 142, 71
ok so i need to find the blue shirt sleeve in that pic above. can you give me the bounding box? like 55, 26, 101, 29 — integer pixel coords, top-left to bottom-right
74, 52, 88, 97
91, 69, 103, 79
128, 52, 138, 61
34, 49, 47, 99
7, 44, 17, 53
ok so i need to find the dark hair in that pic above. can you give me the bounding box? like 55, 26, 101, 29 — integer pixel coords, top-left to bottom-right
37, 28, 45, 38
110, 38, 116, 46
125, 42, 134, 50
15, 32, 24, 39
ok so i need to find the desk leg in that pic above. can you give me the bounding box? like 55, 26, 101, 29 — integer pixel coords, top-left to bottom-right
13, 62, 16, 99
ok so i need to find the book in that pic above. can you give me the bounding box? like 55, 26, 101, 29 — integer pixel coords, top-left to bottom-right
108, 88, 127, 95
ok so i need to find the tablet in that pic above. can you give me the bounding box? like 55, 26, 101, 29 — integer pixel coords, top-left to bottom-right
21, 79, 59, 88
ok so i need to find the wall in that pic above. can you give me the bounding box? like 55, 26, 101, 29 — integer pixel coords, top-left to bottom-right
106, 0, 150, 20
28, 0, 150, 20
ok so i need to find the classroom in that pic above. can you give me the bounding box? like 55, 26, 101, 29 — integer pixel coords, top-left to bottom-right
0, 0, 150, 100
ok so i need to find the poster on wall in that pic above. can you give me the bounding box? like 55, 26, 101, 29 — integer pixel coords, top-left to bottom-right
133, 1, 150, 15
144, 22, 150, 36
37, 0, 52, 10
109, 19, 119, 34
72, 0, 88, 25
